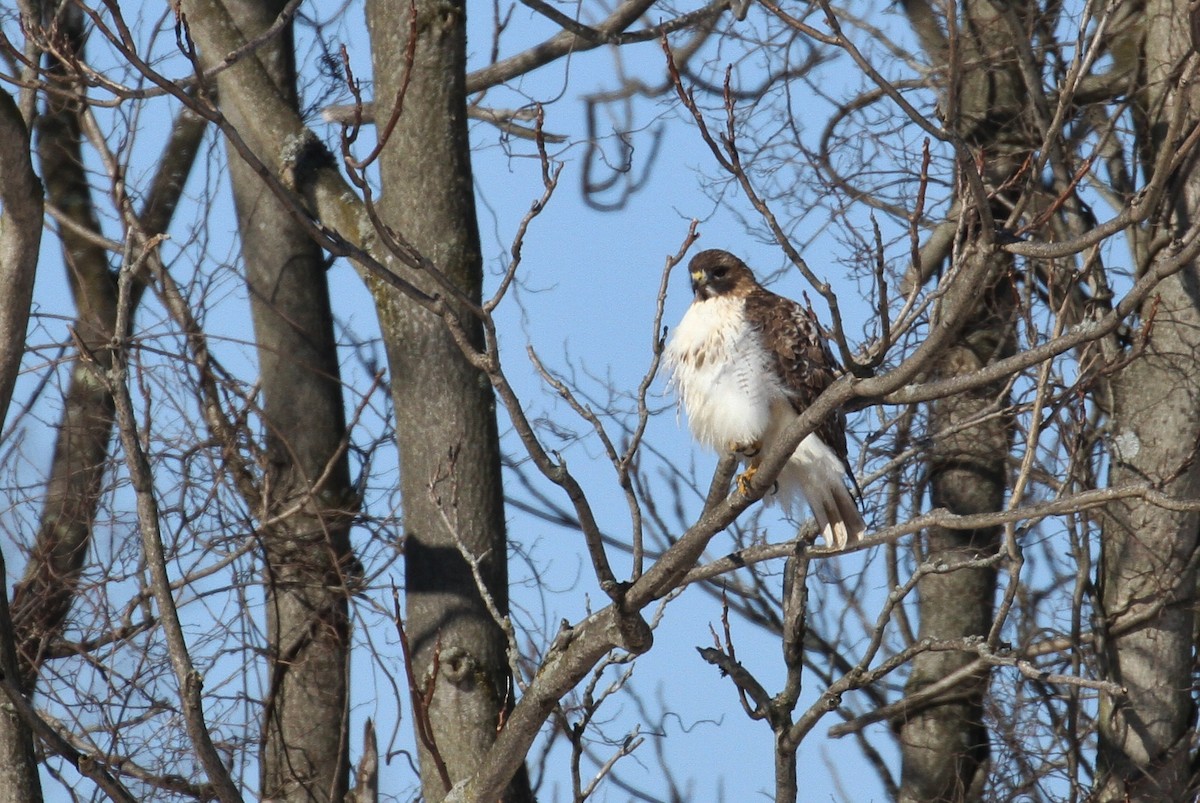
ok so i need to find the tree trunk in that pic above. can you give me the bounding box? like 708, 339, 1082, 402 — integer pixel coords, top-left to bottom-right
897, 0, 1025, 796
0, 86, 41, 430
0, 549, 41, 803
898, 245, 1013, 803
212, 2, 357, 799
1096, 4, 1200, 797
364, 1, 531, 798
0, 85, 42, 803
1097, 267, 1200, 801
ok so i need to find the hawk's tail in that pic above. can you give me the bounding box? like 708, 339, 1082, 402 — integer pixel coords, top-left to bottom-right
776, 434, 867, 550
804, 476, 866, 550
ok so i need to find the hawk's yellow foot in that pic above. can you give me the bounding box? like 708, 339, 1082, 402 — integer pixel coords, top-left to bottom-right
736, 464, 759, 496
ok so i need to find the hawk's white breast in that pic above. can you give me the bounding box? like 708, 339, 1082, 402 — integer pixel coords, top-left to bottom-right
664, 296, 785, 451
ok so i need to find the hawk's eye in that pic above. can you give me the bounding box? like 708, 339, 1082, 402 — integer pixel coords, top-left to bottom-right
713, 266, 728, 279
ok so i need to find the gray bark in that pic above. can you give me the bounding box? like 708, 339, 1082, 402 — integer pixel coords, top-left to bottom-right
0, 86, 41, 432
898, 251, 1012, 801
897, 0, 1024, 797
0, 549, 41, 803
1096, 3, 1200, 798
364, 1, 531, 798
211, 2, 357, 798
0, 82, 44, 803
1098, 268, 1200, 801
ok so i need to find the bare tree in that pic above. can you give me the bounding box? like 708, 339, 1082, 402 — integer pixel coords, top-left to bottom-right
5, 0, 1200, 801
1096, 1, 1200, 799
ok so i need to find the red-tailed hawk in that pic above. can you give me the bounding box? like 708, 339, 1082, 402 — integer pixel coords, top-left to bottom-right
664, 249, 866, 549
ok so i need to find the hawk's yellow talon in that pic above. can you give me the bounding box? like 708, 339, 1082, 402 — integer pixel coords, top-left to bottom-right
736, 464, 759, 495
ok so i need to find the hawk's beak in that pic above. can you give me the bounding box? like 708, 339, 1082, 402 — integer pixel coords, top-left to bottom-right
690, 269, 708, 297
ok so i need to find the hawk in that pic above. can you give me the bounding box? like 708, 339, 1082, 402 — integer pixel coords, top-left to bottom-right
664, 249, 866, 549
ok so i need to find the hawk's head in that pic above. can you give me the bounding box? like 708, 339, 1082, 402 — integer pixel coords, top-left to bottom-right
689, 249, 757, 301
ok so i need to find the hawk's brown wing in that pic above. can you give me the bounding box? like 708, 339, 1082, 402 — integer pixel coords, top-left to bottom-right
743, 287, 853, 476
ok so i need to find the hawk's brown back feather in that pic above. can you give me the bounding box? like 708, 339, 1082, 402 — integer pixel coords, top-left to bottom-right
743, 288, 852, 478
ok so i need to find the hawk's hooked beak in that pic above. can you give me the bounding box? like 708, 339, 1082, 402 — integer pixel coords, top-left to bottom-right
690, 269, 709, 299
